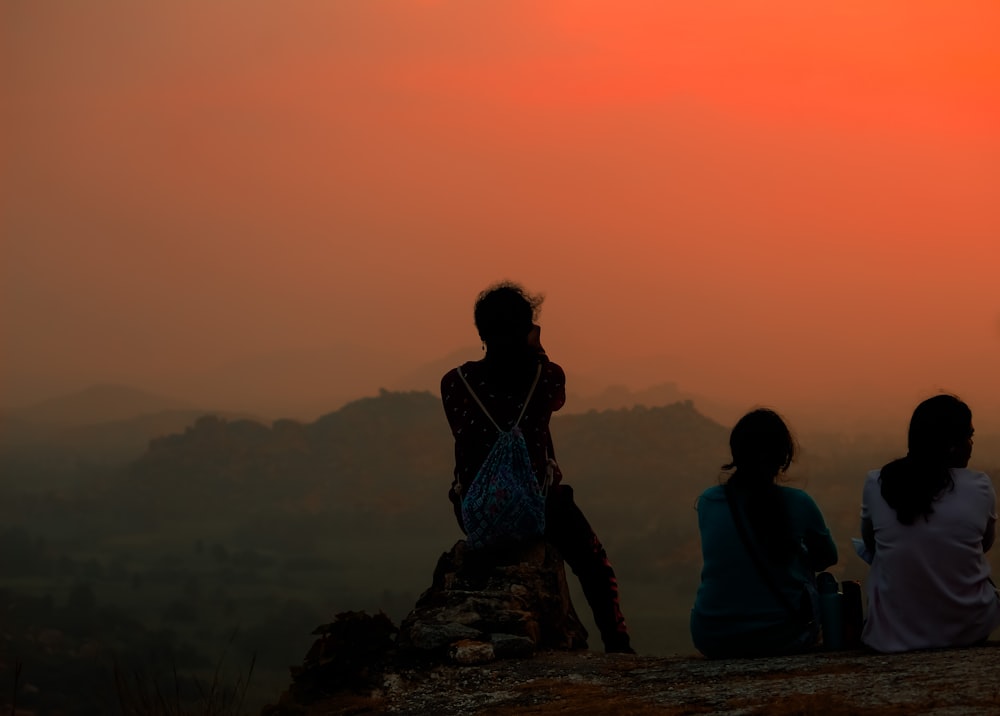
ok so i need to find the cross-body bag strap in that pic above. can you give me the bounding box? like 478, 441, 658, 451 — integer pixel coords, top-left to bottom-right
724, 485, 810, 623
456, 363, 543, 432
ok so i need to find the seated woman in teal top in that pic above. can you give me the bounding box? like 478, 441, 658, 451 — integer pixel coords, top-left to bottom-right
691, 409, 837, 658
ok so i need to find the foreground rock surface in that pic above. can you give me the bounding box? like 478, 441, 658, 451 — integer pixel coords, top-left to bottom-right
267, 642, 1000, 715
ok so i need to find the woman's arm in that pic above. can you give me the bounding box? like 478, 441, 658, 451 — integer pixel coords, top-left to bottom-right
983, 475, 997, 552
860, 471, 877, 555
861, 515, 876, 556
804, 529, 838, 571
798, 492, 838, 571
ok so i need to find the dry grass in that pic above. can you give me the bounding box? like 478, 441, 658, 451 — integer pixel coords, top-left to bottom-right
114, 647, 256, 716
8, 660, 23, 716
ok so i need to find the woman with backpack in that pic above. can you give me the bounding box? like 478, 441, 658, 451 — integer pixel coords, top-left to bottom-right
440, 281, 634, 653
860, 394, 999, 652
690, 408, 838, 658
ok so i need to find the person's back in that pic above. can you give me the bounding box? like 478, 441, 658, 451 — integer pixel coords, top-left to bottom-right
860, 395, 999, 652
693, 484, 836, 656
690, 409, 837, 659
441, 357, 565, 524
862, 467, 997, 652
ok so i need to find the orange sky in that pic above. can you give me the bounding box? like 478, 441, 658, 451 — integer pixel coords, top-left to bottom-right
3, 1, 999, 431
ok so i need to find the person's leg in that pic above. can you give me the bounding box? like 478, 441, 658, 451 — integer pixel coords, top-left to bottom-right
545, 484, 634, 653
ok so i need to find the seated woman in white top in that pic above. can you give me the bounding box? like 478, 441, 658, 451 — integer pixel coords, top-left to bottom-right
861, 394, 1000, 652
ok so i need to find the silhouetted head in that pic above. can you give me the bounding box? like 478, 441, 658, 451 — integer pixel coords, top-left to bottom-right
473, 281, 543, 349
724, 408, 795, 483
906, 394, 974, 468
880, 394, 972, 525
722, 408, 798, 562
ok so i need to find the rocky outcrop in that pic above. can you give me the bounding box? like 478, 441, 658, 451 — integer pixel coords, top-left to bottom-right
264, 539, 588, 712
396, 539, 588, 662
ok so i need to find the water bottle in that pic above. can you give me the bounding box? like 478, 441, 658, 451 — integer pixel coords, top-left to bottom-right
816, 572, 843, 650
841, 580, 864, 648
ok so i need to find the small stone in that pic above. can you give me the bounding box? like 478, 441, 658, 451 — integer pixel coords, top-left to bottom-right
407, 622, 482, 651
450, 639, 495, 665
491, 633, 536, 658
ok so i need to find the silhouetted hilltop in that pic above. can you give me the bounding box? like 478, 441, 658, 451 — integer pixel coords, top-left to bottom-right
0, 404, 261, 490
172, 344, 403, 419
564, 383, 736, 424
122, 392, 727, 519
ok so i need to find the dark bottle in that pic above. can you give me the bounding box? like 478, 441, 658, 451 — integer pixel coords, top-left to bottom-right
817, 572, 843, 650
841, 580, 864, 649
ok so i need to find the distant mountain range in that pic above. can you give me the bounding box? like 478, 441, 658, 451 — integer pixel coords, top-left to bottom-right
8, 383, 197, 426
0, 384, 256, 466
7, 348, 998, 444
2, 362, 733, 434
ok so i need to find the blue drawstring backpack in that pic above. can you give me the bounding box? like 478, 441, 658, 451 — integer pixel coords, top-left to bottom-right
457, 364, 547, 550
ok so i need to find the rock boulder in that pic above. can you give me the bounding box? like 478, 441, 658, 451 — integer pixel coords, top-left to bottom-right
397, 539, 589, 661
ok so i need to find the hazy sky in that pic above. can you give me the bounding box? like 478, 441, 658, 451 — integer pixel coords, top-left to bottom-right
3, 1, 999, 428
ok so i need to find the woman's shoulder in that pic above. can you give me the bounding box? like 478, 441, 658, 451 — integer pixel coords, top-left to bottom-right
440, 361, 482, 394
863, 468, 882, 486
952, 467, 994, 491
776, 485, 823, 509
954, 466, 992, 479
698, 485, 726, 501
442, 360, 482, 379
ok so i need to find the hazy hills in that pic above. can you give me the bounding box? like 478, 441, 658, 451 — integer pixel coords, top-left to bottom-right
2, 387, 999, 715
0, 384, 258, 474
7, 382, 197, 427
9, 342, 1000, 437
6, 339, 1000, 440
1, 347, 737, 428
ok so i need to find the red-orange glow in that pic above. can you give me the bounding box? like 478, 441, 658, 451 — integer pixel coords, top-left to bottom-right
3, 1, 999, 430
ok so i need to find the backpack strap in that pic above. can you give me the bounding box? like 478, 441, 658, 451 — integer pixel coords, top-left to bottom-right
456, 363, 543, 432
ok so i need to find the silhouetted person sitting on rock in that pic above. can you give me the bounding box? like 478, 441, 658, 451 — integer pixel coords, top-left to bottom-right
440, 281, 634, 654
860, 394, 1000, 653
691, 408, 837, 658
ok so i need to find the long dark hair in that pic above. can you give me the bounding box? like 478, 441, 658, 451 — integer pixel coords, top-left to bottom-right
723, 408, 797, 563
879, 394, 972, 525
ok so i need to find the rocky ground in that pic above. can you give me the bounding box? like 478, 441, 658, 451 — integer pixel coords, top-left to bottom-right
264, 641, 1000, 715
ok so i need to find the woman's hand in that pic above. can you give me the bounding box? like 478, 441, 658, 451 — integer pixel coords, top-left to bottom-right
527, 324, 545, 354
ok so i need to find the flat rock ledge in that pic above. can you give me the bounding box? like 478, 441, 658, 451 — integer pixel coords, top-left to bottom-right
264, 641, 1000, 715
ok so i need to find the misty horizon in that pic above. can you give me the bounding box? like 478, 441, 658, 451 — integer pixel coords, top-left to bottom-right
5, 350, 1000, 441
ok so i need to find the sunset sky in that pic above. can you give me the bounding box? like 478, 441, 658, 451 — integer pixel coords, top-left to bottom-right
3, 1, 999, 430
